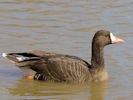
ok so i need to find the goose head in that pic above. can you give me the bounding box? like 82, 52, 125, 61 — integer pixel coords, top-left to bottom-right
92, 30, 124, 48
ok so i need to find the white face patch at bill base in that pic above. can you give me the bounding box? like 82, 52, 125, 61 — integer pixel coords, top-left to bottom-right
110, 33, 116, 43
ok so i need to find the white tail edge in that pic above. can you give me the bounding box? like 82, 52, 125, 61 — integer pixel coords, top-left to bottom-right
16, 56, 27, 61
2, 53, 7, 58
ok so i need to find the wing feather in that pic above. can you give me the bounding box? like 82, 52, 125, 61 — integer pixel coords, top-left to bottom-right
39, 56, 91, 82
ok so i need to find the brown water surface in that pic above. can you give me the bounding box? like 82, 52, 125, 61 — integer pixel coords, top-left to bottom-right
0, 0, 133, 100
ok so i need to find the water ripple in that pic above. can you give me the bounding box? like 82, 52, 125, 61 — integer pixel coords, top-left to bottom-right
0, 0, 133, 100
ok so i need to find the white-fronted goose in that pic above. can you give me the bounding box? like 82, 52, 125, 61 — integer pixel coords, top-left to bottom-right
2, 30, 124, 83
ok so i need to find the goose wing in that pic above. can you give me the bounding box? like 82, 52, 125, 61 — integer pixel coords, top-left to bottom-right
31, 54, 91, 82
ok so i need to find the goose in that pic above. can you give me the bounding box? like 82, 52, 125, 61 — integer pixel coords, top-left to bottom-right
2, 30, 124, 83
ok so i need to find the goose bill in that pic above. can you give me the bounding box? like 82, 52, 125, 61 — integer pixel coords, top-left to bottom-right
110, 33, 124, 43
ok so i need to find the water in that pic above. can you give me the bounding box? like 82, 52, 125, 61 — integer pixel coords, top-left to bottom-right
0, 0, 133, 100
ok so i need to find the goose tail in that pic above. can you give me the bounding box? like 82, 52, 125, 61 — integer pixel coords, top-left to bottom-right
2, 52, 40, 67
